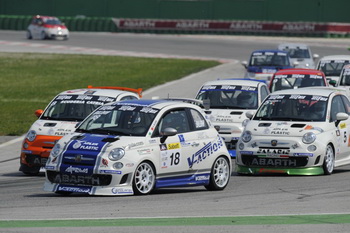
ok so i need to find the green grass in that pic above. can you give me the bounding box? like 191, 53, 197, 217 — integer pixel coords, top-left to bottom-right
0, 52, 219, 136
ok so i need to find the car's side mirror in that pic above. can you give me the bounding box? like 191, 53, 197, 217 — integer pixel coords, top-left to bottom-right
313, 54, 319, 60
293, 61, 299, 67
335, 112, 349, 127
241, 61, 248, 69
245, 111, 254, 119
202, 99, 210, 110
160, 127, 177, 143
35, 109, 43, 118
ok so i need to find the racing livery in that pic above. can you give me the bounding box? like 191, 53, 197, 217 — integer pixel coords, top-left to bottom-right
44, 99, 231, 195
242, 50, 293, 82
20, 86, 142, 175
236, 87, 350, 175
195, 79, 269, 157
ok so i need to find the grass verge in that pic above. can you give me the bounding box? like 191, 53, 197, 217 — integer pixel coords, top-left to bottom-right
0, 52, 219, 135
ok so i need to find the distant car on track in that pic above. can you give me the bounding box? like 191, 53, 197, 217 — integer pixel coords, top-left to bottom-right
242, 50, 293, 82
269, 68, 328, 92
195, 79, 269, 157
20, 86, 142, 175
26, 15, 69, 40
43, 99, 232, 195
236, 87, 350, 175
316, 55, 350, 84
278, 43, 319, 69
336, 64, 350, 97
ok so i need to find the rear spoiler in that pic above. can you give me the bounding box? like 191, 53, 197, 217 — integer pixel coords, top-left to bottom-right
87, 85, 142, 98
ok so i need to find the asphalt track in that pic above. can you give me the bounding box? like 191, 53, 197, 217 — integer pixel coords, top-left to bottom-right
0, 30, 350, 233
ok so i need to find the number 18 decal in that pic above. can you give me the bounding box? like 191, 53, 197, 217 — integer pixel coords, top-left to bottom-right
160, 143, 181, 169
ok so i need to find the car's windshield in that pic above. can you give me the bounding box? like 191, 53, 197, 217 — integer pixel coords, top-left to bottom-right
44, 18, 62, 25
283, 48, 311, 59
41, 95, 116, 121
318, 60, 350, 76
270, 74, 326, 92
77, 104, 158, 136
250, 52, 290, 66
254, 94, 328, 122
196, 85, 259, 109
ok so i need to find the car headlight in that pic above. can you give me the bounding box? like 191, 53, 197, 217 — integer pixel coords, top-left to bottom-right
51, 143, 61, 157
302, 132, 316, 144
241, 130, 252, 143
108, 148, 125, 161
26, 130, 37, 142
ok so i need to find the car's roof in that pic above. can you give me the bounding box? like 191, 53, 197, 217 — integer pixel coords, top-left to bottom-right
273, 68, 325, 76
252, 49, 288, 54
318, 55, 350, 61
110, 99, 202, 110
270, 86, 345, 97
200, 79, 265, 87
58, 87, 141, 99
278, 43, 310, 49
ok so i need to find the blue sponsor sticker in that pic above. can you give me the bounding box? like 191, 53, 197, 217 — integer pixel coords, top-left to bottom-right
293, 153, 314, 157
99, 170, 122, 174
57, 185, 92, 193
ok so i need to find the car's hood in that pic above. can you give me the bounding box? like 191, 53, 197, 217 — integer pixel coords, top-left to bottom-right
56, 133, 147, 175
245, 121, 326, 137
30, 120, 79, 137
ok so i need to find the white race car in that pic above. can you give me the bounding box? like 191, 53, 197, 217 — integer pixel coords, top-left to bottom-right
316, 55, 350, 84
26, 15, 69, 40
278, 43, 319, 69
20, 86, 142, 175
236, 87, 350, 175
195, 79, 269, 157
44, 99, 232, 195
335, 64, 350, 97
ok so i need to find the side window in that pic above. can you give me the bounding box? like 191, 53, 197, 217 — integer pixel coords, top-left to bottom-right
260, 85, 269, 101
189, 109, 209, 131
330, 95, 346, 122
341, 95, 350, 114
157, 109, 190, 135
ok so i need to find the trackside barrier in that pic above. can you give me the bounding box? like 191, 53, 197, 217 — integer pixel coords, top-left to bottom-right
1, 15, 349, 37
112, 18, 350, 38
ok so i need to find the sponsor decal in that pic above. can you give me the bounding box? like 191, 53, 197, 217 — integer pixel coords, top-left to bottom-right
270, 127, 290, 135
21, 150, 32, 154
57, 185, 91, 193
187, 137, 224, 168
65, 166, 89, 174
125, 141, 144, 150
304, 125, 324, 133
111, 187, 133, 194
251, 158, 297, 167
101, 158, 108, 166
195, 175, 210, 181
160, 144, 167, 151
45, 165, 55, 170
138, 148, 152, 155
340, 123, 347, 129
73, 141, 99, 150
54, 174, 100, 185
257, 148, 290, 155
293, 153, 313, 157
99, 170, 122, 174
167, 143, 180, 150
54, 128, 73, 136
240, 151, 253, 155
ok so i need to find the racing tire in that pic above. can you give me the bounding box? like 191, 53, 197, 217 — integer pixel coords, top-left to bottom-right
132, 161, 155, 195
26, 30, 32, 39
323, 144, 335, 175
205, 156, 230, 191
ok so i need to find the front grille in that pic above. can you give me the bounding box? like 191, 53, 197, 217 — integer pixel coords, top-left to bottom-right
46, 171, 112, 186
25, 154, 47, 166
242, 155, 308, 167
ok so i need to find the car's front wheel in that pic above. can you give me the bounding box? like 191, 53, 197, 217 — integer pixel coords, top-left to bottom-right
323, 144, 335, 175
205, 156, 230, 191
133, 161, 155, 195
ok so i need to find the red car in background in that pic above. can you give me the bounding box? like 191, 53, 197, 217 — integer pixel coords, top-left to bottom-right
26, 15, 69, 40
269, 68, 328, 93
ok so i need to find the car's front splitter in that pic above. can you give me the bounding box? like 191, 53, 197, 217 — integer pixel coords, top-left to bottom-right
235, 164, 324, 175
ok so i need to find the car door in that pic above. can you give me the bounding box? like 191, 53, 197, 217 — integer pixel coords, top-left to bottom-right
330, 95, 350, 161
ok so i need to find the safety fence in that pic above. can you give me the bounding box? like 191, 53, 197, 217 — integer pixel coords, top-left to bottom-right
1, 15, 350, 38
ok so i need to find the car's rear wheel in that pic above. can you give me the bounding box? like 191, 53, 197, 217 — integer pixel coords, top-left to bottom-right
26, 30, 32, 39
133, 161, 155, 195
323, 144, 335, 175
205, 156, 230, 191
